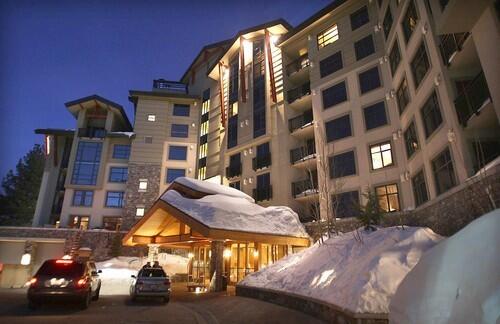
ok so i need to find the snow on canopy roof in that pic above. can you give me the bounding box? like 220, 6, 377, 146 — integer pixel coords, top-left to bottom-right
161, 189, 309, 238
173, 177, 254, 203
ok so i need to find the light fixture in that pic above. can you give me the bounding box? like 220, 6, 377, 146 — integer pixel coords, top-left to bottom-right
248, 177, 253, 184
223, 249, 232, 258
253, 250, 259, 258
270, 34, 280, 45
434, 74, 441, 86
248, 148, 253, 154
188, 252, 194, 259
20, 253, 31, 266
62, 254, 72, 260
191, 123, 196, 127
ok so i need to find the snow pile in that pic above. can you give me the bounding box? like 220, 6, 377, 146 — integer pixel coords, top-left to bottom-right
162, 189, 309, 238
174, 177, 254, 202
389, 209, 500, 324
239, 226, 442, 314
95, 254, 188, 295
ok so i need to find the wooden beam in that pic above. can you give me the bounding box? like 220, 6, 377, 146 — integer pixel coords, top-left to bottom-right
132, 235, 154, 244
239, 37, 247, 103
265, 30, 277, 103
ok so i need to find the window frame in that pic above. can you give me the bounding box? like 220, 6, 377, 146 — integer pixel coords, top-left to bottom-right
401, 0, 419, 44
375, 183, 401, 212
404, 120, 420, 158
325, 113, 353, 142
420, 91, 443, 139
322, 80, 348, 109
350, 6, 369, 31
72, 190, 94, 207
410, 41, 431, 89
363, 101, 389, 131
168, 145, 188, 161
332, 190, 360, 218
369, 141, 394, 170
71, 141, 103, 185
173, 104, 190, 117
389, 40, 401, 76
412, 169, 429, 207
358, 65, 382, 95
319, 51, 343, 78
166, 168, 186, 184
171, 124, 189, 138
112, 144, 131, 160
432, 147, 457, 195
317, 24, 339, 50
108, 166, 128, 183
396, 76, 411, 115
354, 34, 376, 61
329, 149, 357, 178
105, 191, 125, 208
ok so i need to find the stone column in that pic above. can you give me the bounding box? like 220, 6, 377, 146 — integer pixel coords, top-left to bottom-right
209, 240, 224, 292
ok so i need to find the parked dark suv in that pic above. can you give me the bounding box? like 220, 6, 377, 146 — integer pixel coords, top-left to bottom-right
27, 259, 101, 309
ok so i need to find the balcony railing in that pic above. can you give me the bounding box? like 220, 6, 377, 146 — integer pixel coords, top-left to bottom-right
252, 154, 271, 170
153, 79, 188, 94
77, 128, 106, 138
286, 54, 310, 77
287, 82, 311, 104
225, 163, 242, 178
439, 32, 470, 65
253, 186, 272, 202
290, 145, 316, 164
454, 71, 491, 127
291, 179, 318, 198
289, 111, 313, 133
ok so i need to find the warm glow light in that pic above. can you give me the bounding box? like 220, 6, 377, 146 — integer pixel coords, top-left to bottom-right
223, 249, 232, 258
253, 250, 259, 258
20, 253, 31, 266
188, 252, 194, 259
270, 34, 280, 45
62, 254, 72, 260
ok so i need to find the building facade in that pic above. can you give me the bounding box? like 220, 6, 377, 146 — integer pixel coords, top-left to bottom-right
33, 0, 499, 232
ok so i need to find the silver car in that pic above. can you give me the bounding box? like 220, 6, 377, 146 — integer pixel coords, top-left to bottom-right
130, 267, 171, 303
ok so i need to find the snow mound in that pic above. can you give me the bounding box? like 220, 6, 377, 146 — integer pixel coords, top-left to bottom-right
95, 254, 188, 295
174, 177, 254, 202
389, 209, 500, 324
239, 226, 442, 314
162, 189, 309, 238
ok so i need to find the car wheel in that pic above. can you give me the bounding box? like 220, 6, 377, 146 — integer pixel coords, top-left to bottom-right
28, 300, 40, 310
80, 290, 91, 309
162, 297, 169, 304
92, 285, 100, 301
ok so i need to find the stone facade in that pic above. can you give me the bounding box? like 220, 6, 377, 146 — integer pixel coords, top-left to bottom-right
122, 163, 162, 229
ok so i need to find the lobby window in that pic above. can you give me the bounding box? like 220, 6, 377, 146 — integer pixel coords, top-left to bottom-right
359, 66, 381, 94
396, 77, 410, 114
389, 40, 401, 76
412, 170, 429, 206
148, 114, 156, 122
168, 145, 187, 160
109, 167, 128, 183
166, 168, 185, 183
420, 92, 443, 138
382, 7, 393, 39
326, 115, 352, 142
72, 190, 93, 207
376, 184, 400, 212
350, 6, 369, 30
332, 191, 359, 218
71, 141, 102, 185
103, 216, 122, 231
322, 81, 347, 109
229, 181, 241, 191
354, 35, 375, 61
197, 167, 206, 180
317, 24, 339, 49
136, 207, 145, 217
105, 191, 125, 208
402, 1, 419, 43
363, 101, 388, 130
138, 179, 148, 192
70, 216, 89, 230
329, 150, 356, 178
320, 51, 343, 78
411, 42, 430, 88
171, 124, 189, 138
173, 104, 190, 117
113, 144, 131, 159
404, 121, 420, 158
432, 148, 457, 195
370, 141, 394, 170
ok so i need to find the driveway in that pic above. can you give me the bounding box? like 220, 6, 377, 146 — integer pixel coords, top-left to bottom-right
0, 283, 325, 324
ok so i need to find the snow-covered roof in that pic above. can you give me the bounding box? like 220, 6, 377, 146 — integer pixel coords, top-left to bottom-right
173, 177, 254, 203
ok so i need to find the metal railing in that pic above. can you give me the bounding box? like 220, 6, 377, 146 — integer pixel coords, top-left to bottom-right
252, 154, 271, 170
153, 79, 188, 93
290, 145, 316, 164
439, 32, 470, 65
77, 128, 106, 138
454, 71, 491, 127
286, 82, 311, 104
291, 179, 318, 198
286, 54, 310, 77
225, 163, 242, 178
289, 111, 313, 133
253, 186, 272, 202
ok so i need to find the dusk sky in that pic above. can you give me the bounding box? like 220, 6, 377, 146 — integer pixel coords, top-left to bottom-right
0, 0, 331, 180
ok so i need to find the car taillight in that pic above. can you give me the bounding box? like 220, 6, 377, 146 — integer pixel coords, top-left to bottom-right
76, 278, 87, 287
28, 277, 38, 287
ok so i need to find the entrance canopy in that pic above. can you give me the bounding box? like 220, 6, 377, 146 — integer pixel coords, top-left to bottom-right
123, 177, 310, 248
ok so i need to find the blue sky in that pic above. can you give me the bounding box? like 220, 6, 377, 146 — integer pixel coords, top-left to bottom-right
0, 0, 331, 180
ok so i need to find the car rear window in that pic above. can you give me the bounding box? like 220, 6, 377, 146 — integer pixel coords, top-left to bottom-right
138, 269, 166, 278
36, 260, 85, 277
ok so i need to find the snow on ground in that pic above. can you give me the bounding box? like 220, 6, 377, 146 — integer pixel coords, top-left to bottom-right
96, 254, 188, 295
239, 226, 442, 314
162, 189, 309, 238
389, 209, 500, 324
174, 177, 254, 202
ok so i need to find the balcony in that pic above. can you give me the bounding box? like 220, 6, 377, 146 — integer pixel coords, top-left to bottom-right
225, 164, 242, 178
286, 82, 311, 111
77, 128, 106, 138
454, 71, 491, 127
435, 0, 490, 34
289, 111, 314, 138
252, 154, 271, 171
291, 179, 318, 201
290, 145, 317, 169
153, 79, 188, 94
286, 54, 310, 85
253, 186, 272, 202
439, 32, 470, 66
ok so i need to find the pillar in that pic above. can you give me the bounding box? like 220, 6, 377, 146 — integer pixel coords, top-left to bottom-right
209, 240, 224, 292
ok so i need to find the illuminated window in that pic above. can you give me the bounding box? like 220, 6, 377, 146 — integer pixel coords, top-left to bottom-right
147, 114, 156, 122
229, 102, 238, 117
317, 24, 339, 49
200, 121, 209, 136
376, 184, 400, 212
138, 179, 148, 191
202, 99, 210, 115
136, 207, 145, 217
197, 167, 206, 180
199, 143, 207, 159
402, 1, 419, 43
71, 216, 89, 230
370, 142, 393, 170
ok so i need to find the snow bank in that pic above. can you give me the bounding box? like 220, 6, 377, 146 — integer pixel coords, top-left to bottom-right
389, 210, 500, 324
240, 226, 442, 314
174, 177, 254, 202
95, 254, 188, 295
162, 189, 309, 238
